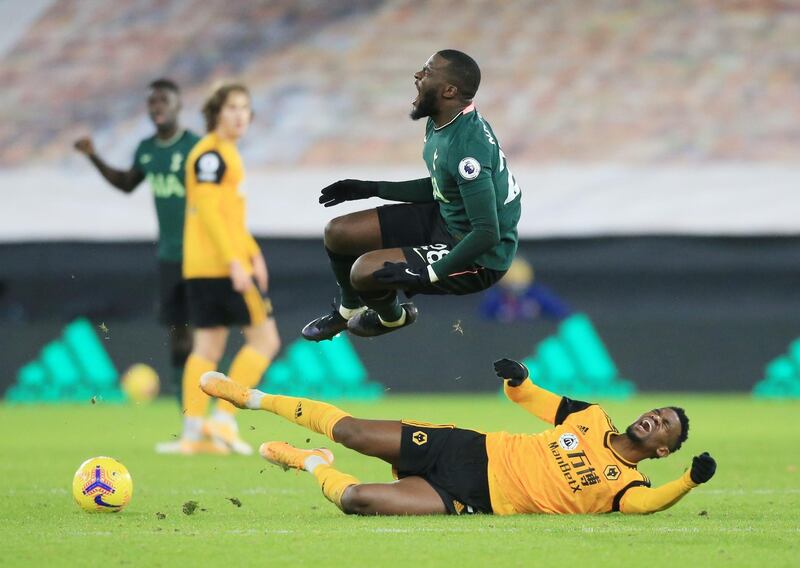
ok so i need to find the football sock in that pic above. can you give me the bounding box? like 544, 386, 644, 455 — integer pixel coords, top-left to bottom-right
216, 345, 270, 415
379, 309, 406, 327
181, 353, 215, 419
360, 289, 403, 323
246, 392, 350, 440
210, 408, 237, 430
326, 247, 362, 310
312, 464, 360, 511
338, 305, 366, 320
182, 416, 205, 442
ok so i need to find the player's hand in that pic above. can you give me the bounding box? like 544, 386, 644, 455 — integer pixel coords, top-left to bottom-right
229, 260, 254, 293
493, 358, 529, 387
319, 179, 378, 207
689, 452, 716, 484
252, 254, 268, 293
372, 262, 429, 288
73, 137, 96, 156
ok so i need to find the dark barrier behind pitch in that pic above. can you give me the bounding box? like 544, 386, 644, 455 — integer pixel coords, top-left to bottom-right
1, 237, 798, 394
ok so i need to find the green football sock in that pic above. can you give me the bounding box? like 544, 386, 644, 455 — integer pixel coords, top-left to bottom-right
326, 248, 362, 310
360, 289, 403, 323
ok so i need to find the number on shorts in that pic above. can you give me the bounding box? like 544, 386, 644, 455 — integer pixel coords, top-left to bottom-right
412, 243, 450, 265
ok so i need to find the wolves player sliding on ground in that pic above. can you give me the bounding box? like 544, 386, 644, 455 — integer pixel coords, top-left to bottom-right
303, 50, 522, 341
200, 359, 716, 515
74, 79, 199, 403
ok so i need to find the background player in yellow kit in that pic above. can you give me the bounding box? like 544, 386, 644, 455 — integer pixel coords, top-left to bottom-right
157, 83, 281, 455
199, 358, 716, 515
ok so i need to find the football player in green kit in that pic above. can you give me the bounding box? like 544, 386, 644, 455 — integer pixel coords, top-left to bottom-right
74, 78, 200, 392
303, 50, 522, 340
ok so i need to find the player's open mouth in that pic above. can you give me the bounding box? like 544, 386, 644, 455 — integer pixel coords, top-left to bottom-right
640, 418, 653, 433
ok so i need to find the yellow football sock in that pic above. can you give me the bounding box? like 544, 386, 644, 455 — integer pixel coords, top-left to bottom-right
313, 464, 359, 511
182, 354, 215, 417
258, 395, 350, 440
216, 345, 270, 415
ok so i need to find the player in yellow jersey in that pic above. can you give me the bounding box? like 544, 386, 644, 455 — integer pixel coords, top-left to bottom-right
156, 83, 281, 455
199, 359, 716, 515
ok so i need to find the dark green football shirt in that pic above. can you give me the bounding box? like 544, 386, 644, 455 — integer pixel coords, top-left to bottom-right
132, 130, 200, 261
422, 105, 522, 277
377, 107, 522, 278
422, 106, 521, 274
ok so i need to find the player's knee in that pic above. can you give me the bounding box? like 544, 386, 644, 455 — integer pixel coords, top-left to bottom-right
349, 256, 377, 291
340, 485, 374, 515
331, 417, 363, 450
324, 216, 350, 252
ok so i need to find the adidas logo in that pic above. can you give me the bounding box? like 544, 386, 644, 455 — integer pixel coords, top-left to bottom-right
6, 318, 122, 404
294, 401, 303, 418
518, 314, 635, 399
261, 335, 383, 400
578, 425, 589, 434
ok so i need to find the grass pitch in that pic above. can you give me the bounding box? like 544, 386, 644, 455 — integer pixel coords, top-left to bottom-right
0, 394, 797, 567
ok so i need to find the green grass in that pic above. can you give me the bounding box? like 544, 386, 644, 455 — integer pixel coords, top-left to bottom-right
1, 395, 798, 567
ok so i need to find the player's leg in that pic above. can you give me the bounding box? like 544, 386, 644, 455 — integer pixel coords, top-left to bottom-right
346, 247, 418, 336
207, 289, 280, 454
200, 374, 404, 464
183, 326, 227, 425
302, 210, 382, 341
158, 278, 240, 454
168, 324, 192, 397
258, 440, 446, 515
156, 325, 230, 454
339, 203, 447, 337
339, 477, 447, 515
157, 261, 193, 400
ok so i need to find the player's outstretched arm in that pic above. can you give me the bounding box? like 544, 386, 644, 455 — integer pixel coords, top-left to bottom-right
319, 179, 379, 207
74, 137, 144, 193
319, 178, 434, 207
493, 358, 562, 424
619, 453, 717, 514
376, 178, 434, 203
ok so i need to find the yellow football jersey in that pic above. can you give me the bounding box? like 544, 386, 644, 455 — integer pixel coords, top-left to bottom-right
183, 132, 259, 279
486, 384, 650, 515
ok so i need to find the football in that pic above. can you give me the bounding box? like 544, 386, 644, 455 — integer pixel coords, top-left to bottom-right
72, 456, 133, 513
121, 363, 160, 403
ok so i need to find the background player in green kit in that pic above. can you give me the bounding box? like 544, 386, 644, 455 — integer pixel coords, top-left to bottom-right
74, 78, 201, 394
303, 50, 522, 341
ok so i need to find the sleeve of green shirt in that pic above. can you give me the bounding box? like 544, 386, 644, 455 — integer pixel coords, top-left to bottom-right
429, 143, 500, 279
429, 181, 500, 278
376, 178, 434, 202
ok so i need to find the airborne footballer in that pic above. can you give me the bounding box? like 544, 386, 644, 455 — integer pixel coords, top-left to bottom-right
200, 359, 716, 516
303, 50, 522, 341
74, 79, 199, 396
157, 83, 281, 455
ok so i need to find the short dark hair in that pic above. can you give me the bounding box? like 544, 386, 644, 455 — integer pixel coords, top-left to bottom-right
149, 78, 180, 94
202, 83, 250, 132
436, 49, 481, 100
669, 406, 689, 452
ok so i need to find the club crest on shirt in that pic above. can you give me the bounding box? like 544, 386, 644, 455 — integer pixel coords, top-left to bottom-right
458, 157, 481, 180
558, 433, 579, 451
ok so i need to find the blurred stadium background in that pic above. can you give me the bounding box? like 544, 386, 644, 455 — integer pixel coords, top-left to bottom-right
1, 0, 799, 398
